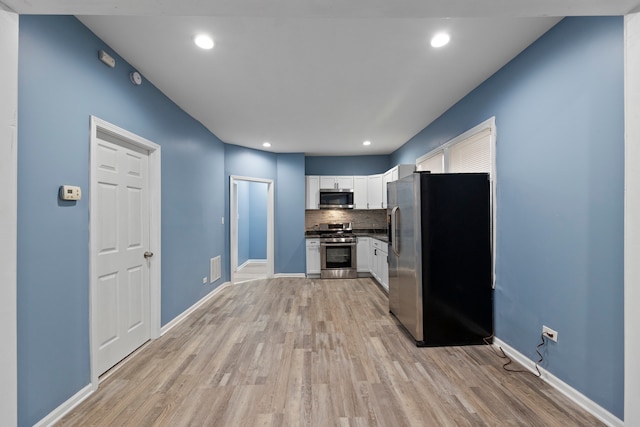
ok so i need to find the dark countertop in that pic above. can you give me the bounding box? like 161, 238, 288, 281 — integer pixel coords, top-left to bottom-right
305, 230, 388, 243
359, 233, 388, 243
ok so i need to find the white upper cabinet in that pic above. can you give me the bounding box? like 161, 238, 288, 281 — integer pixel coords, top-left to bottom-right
367, 174, 383, 209
382, 170, 393, 209
382, 164, 415, 208
305, 176, 319, 209
353, 176, 368, 209
336, 176, 354, 189
306, 166, 413, 210
319, 176, 336, 189
319, 176, 354, 189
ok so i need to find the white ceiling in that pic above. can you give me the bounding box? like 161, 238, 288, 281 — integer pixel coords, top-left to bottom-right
5, 0, 640, 155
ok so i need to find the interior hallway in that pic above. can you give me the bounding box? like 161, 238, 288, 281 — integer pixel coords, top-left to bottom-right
59, 278, 603, 426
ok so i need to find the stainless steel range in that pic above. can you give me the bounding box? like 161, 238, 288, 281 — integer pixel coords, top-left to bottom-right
318, 223, 357, 279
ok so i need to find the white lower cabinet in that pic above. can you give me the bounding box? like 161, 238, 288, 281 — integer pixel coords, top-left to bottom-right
380, 247, 389, 291
357, 237, 370, 272
369, 238, 389, 291
306, 238, 320, 276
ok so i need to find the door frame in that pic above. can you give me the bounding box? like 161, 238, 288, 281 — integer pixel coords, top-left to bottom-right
0, 9, 18, 425
625, 12, 640, 425
229, 175, 274, 283
89, 116, 161, 389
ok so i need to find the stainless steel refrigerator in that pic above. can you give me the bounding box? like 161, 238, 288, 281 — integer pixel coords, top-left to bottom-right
388, 172, 492, 347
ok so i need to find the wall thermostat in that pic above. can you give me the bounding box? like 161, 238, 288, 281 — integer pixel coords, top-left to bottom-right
59, 185, 82, 201
130, 71, 142, 85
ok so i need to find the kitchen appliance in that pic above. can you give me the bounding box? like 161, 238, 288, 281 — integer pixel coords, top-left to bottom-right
388, 172, 492, 347
319, 189, 354, 209
318, 223, 357, 279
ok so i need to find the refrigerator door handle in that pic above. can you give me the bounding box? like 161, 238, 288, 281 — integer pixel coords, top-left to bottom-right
391, 206, 399, 256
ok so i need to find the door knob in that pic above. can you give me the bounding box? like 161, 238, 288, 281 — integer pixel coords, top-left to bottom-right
144, 251, 154, 259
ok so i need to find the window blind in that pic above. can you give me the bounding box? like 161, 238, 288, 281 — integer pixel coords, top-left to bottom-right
448, 129, 491, 174
416, 151, 444, 173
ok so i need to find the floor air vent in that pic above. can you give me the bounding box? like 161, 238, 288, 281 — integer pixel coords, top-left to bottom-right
210, 256, 221, 283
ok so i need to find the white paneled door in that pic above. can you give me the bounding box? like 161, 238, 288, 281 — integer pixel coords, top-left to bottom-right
94, 133, 151, 376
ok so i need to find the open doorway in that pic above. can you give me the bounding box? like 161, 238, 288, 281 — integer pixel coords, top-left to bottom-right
230, 176, 274, 283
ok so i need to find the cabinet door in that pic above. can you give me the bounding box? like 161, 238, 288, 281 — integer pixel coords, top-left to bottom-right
370, 239, 388, 288
391, 167, 399, 181
336, 176, 354, 189
357, 237, 370, 272
370, 240, 379, 281
305, 176, 319, 209
353, 176, 368, 209
320, 176, 336, 189
380, 247, 389, 292
382, 171, 393, 209
306, 239, 321, 275
367, 175, 383, 209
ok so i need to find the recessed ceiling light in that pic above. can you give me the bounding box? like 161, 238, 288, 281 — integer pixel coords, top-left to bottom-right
263, 142, 271, 148
194, 34, 214, 50
363, 140, 371, 146
430, 33, 450, 48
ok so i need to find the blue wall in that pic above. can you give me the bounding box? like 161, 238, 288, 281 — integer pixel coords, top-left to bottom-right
16, 13, 625, 426
276, 154, 306, 273
224, 145, 306, 276
391, 17, 624, 417
17, 16, 227, 426
305, 155, 389, 175
237, 180, 268, 265
249, 181, 268, 260
237, 180, 251, 265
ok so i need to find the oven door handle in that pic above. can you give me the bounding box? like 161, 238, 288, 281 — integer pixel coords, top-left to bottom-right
320, 242, 356, 247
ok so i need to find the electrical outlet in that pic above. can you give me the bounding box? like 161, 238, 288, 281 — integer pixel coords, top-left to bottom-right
542, 325, 558, 342
202, 277, 208, 284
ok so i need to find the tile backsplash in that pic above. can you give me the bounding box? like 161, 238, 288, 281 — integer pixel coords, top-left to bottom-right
305, 209, 387, 231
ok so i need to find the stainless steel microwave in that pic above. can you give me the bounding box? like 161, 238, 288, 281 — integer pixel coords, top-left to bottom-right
319, 189, 354, 209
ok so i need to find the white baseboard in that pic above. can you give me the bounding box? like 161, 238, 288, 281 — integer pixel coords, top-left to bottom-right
33, 384, 93, 427
493, 338, 623, 427
35, 283, 232, 426
238, 259, 266, 270
160, 281, 232, 336
274, 273, 306, 278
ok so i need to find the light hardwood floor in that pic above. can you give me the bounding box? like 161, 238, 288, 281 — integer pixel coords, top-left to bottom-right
234, 260, 268, 283
59, 278, 604, 426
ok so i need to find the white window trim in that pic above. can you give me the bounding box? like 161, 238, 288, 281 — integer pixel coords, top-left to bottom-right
415, 117, 497, 288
